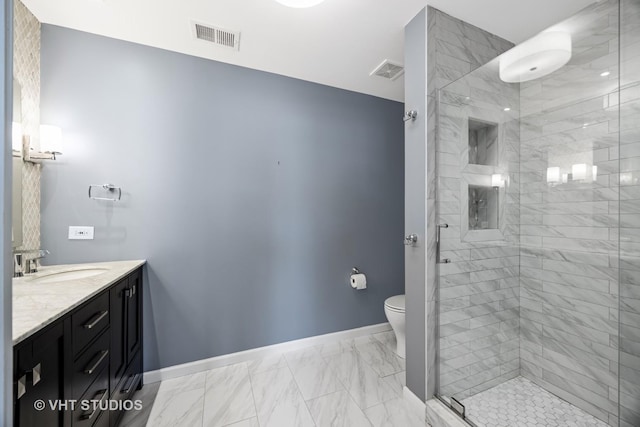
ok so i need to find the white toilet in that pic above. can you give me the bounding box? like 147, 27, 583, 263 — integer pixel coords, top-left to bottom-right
384, 295, 406, 358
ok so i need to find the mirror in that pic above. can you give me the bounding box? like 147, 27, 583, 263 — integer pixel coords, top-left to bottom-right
12, 78, 23, 248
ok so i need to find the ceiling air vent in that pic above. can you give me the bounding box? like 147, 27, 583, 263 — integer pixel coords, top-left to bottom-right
370, 59, 405, 81
192, 21, 241, 51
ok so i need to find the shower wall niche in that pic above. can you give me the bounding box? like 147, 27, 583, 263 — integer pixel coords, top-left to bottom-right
468, 118, 498, 166
468, 185, 498, 230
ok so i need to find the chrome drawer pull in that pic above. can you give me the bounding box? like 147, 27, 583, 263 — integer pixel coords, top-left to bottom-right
81, 389, 107, 420
84, 350, 109, 375
121, 373, 137, 394
84, 311, 108, 329
17, 375, 26, 399
32, 363, 41, 386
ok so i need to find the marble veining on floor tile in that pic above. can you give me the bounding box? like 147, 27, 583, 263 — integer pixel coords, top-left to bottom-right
250, 366, 315, 427
146, 386, 205, 427
354, 335, 405, 377
203, 363, 256, 427
325, 350, 399, 410
365, 397, 427, 427
307, 391, 372, 427
286, 353, 344, 400
144, 331, 425, 427
462, 376, 609, 427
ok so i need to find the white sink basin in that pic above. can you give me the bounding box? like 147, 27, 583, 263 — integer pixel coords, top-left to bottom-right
29, 268, 109, 284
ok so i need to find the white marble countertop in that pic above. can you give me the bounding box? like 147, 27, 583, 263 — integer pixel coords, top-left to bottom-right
12, 260, 146, 345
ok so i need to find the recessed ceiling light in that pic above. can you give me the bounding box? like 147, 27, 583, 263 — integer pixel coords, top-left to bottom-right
600, 71, 611, 77
274, 0, 326, 8
504, 107, 511, 111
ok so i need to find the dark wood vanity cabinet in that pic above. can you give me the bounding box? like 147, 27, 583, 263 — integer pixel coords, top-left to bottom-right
13, 266, 143, 427
109, 269, 143, 427
14, 321, 70, 427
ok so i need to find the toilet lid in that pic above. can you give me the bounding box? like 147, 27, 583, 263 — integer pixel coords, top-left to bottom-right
385, 295, 405, 312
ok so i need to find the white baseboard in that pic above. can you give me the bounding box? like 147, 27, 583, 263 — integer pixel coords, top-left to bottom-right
144, 322, 391, 384
403, 386, 426, 418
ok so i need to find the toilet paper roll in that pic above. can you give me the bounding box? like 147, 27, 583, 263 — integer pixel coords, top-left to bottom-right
350, 273, 367, 290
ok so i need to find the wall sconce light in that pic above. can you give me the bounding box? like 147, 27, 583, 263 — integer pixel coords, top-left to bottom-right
621, 172, 634, 186
572, 163, 587, 181
592, 165, 598, 182
546, 167, 560, 185
12, 122, 22, 153
491, 174, 504, 188
39, 124, 63, 160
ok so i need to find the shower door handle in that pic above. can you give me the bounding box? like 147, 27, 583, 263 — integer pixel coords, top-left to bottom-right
436, 224, 451, 264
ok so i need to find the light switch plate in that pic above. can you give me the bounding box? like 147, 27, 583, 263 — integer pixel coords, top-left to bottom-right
68, 226, 94, 240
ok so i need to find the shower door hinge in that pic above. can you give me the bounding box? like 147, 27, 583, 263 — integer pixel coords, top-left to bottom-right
450, 397, 466, 419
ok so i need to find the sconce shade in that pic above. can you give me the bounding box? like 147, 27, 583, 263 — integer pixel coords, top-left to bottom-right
572, 163, 587, 181
491, 174, 503, 188
40, 124, 63, 153
547, 167, 560, 184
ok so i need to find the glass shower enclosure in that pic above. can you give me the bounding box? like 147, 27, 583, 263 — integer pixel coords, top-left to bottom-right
435, 0, 640, 425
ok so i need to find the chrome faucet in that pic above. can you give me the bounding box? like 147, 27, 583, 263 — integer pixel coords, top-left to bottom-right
13, 249, 49, 277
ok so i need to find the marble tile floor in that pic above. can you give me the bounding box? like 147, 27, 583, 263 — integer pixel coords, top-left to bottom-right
128, 331, 428, 427
462, 376, 609, 427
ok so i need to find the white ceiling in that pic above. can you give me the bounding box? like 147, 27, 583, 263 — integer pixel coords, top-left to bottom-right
23, 0, 595, 102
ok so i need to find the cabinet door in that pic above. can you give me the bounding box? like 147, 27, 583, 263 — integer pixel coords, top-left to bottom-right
14, 323, 65, 427
126, 269, 142, 364
109, 277, 129, 395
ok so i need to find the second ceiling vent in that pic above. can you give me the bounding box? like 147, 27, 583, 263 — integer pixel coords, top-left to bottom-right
370, 59, 405, 81
192, 21, 241, 51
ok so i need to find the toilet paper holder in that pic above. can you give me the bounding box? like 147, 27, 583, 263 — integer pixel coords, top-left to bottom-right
351, 267, 361, 275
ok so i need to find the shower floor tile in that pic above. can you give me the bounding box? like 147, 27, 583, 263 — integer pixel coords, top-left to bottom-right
462, 376, 608, 427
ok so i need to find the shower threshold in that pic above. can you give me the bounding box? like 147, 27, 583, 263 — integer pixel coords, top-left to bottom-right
461, 376, 608, 427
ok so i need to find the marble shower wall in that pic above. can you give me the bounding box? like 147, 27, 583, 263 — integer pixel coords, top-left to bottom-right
619, 0, 640, 426
518, 1, 621, 425
14, 0, 41, 252
404, 6, 513, 400
431, 7, 517, 401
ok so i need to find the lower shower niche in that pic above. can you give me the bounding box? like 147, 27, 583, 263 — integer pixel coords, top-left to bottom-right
468, 185, 497, 230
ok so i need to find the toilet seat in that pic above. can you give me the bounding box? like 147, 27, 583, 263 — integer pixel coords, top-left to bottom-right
384, 295, 405, 312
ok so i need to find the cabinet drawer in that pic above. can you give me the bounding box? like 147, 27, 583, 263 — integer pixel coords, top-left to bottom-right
72, 363, 108, 427
72, 329, 110, 401
110, 354, 141, 427
72, 292, 109, 356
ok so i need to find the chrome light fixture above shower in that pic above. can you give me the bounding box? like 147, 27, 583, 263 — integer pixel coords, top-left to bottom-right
499, 32, 572, 83
274, 0, 325, 8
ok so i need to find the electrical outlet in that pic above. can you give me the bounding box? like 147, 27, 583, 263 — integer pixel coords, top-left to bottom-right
68, 226, 94, 240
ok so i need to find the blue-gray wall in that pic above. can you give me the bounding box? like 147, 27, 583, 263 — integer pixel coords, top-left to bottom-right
39, 25, 404, 371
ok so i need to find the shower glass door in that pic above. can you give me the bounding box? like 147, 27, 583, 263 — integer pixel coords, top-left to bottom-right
435, 57, 521, 418
435, 1, 630, 425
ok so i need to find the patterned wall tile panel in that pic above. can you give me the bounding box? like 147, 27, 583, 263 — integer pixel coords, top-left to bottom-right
14, 0, 41, 252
